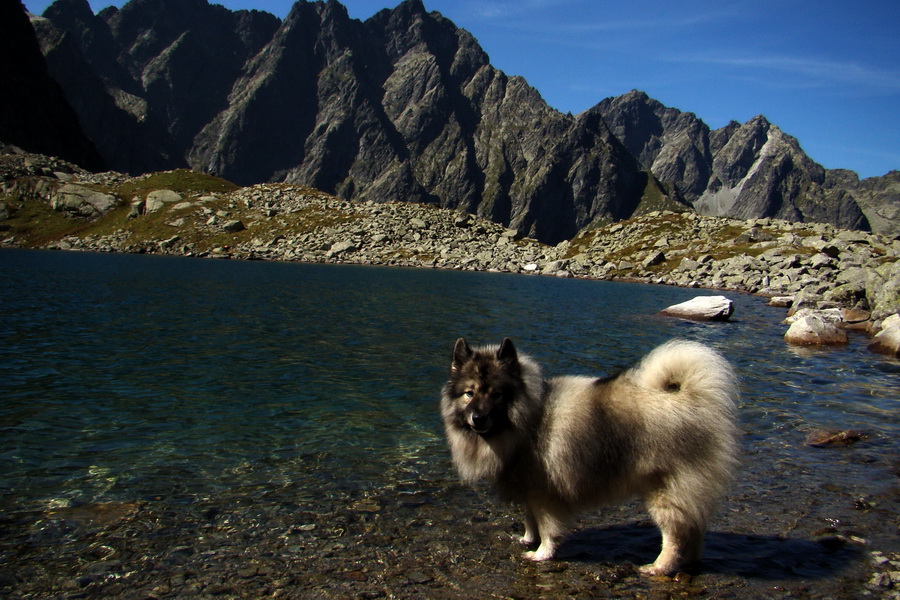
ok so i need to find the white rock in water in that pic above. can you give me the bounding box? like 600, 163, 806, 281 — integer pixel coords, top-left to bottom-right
783, 307, 843, 325
784, 315, 849, 346
660, 295, 734, 321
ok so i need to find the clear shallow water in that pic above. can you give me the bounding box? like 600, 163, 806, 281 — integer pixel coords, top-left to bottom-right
0, 249, 897, 509
0, 249, 898, 597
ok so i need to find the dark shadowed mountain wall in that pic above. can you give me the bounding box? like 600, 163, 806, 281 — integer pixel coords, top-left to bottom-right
0, 0, 104, 170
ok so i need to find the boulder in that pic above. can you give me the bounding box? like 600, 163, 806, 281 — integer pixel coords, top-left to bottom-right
50, 184, 117, 218
222, 220, 245, 233
660, 295, 734, 321
327, 240, 357, 256
145, 189, 183, 213
767, 296, 794, 308
787, 286, 830, 316
868, 313, 900, 357
784, 315, 849, 346
642, 251, 666, 268
867, 262, 900, 320
783, 307, 843, 325
840, 308, 872, 331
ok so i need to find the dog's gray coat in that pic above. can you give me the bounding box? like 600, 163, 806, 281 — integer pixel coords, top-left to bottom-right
440, 338, 739, 575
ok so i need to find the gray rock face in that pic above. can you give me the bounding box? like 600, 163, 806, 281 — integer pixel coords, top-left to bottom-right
593, 91, 886, 235
187, 0, 652, 244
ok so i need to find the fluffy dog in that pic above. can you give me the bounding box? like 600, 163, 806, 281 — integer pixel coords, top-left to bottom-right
440, 337, 739, 575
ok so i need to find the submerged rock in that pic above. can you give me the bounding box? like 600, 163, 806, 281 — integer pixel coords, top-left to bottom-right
659, 295, 734, 321
806, 430, 867, 447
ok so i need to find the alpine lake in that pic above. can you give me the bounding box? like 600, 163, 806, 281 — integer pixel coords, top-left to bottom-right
1, 248, 897, 599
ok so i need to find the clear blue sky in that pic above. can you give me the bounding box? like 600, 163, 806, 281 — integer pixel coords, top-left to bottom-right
24, 0, 900, 179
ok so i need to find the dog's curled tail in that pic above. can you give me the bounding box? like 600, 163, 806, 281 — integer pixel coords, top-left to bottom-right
633, 339, 739, 412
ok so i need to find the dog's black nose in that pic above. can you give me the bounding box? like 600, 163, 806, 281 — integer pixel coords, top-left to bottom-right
470, 414, 490, 433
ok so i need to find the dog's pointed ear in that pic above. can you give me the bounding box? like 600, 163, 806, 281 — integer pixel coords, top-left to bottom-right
451, 338, 472, 371
497, 337, 518, 364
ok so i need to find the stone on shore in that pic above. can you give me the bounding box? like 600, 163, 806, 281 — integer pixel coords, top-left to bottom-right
660, 296, 734, 321
868, 314, 900, 357
784, 315, 849, 346
767, 296, 794, 308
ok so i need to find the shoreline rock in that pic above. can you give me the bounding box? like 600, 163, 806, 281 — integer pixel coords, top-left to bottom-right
868, 314, 900, 357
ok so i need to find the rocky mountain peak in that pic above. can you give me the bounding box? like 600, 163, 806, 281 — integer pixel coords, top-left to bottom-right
594, 91, 876, 233
42, 0, 94, 22
9, 0, 892, 240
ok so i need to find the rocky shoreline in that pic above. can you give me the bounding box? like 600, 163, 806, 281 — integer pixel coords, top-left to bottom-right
2, 158, 899, 355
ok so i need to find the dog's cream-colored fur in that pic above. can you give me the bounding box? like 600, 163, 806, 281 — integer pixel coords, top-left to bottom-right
441, 339, 739, 575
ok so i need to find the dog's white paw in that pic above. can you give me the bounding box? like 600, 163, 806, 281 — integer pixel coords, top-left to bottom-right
517, 534, 537, 546
523, 547, 554, 562
639, 563, 674, 577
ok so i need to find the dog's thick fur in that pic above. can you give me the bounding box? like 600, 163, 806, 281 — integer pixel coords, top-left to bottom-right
440, 337, 739, 575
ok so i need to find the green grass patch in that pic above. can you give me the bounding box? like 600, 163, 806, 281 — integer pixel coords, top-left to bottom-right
1, 199, 93, 245
114, 170, 239, 201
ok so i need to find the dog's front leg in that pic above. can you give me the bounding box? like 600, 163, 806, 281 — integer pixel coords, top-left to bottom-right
521, 505, 567, 561
519, 506, 538, 546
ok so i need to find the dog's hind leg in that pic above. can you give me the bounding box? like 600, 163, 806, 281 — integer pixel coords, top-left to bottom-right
641, 491, 707, 575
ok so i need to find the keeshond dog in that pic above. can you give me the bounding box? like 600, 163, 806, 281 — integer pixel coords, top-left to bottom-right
440, 337, 739, 575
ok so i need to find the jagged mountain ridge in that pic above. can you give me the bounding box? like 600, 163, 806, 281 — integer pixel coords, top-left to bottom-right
591, 91, 889, 234
31, 0, 666, 243
13, 0, 898, 241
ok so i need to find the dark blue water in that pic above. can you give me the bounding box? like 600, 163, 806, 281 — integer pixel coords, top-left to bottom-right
1, 248, 897, 516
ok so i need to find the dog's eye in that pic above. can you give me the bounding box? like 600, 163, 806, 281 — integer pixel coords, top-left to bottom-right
490, 390, 502, 400
463, 390, 474, 399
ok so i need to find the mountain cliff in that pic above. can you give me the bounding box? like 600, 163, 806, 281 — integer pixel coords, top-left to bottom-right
0, 0, 103, 170
10, 0, 896, 241
26, 0, 667, 243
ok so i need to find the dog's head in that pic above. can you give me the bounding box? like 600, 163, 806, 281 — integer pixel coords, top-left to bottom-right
443, 337, 523, 436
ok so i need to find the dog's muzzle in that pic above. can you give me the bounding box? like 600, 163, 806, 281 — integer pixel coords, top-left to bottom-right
468, 413, 492, 434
